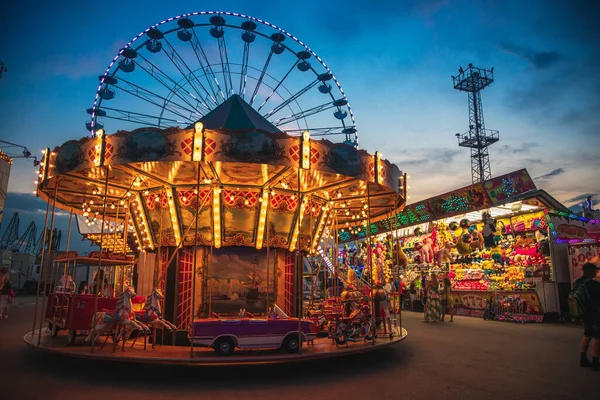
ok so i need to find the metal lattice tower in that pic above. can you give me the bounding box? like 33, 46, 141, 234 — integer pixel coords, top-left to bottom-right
452, 64, 499, 184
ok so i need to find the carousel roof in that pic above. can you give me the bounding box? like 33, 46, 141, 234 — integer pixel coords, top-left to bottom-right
35, 104, 406, 253
192, 94, 282, 134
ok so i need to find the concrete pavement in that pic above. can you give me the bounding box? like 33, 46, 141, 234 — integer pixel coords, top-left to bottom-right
0, 297, 597, 400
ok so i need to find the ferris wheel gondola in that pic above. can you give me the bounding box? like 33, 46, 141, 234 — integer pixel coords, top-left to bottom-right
88, 12, 359, 146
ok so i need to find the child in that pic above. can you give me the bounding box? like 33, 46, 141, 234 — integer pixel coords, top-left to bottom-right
441, 277, 454, 322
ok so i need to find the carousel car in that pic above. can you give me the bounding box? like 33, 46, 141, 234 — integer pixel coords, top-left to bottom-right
190, 307, 317, 356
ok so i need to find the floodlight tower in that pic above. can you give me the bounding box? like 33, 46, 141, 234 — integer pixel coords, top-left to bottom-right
452, 63, 499, 184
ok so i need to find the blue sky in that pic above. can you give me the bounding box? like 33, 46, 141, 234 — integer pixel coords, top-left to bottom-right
1, 0, 599, 251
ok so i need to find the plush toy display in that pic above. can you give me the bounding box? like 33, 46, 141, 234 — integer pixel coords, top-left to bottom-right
436, 222, 454, 247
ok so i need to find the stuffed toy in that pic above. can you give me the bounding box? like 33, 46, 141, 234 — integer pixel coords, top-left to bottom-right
435, 241, 455, 266
396, 243, 408, 267
419, 237, 435, 264
470, 229, 485, 251
456, 233, 472, 255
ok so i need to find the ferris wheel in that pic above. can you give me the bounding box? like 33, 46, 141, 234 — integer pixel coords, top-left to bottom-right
87, 11, 358, 146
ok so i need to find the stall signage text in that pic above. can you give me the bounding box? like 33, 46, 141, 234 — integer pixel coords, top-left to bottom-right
55, 251, 78, 260
88, 251, 133, 262
556, 224, 588, 240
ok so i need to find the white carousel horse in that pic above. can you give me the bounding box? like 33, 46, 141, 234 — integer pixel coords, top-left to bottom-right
135, 288, 178, 331
84, 287, 151, 345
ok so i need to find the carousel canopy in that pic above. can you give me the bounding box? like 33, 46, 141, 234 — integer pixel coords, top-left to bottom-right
192, 94, 282, 134
36, 95, 405, 253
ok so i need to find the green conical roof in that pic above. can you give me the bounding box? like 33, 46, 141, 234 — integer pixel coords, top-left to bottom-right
194, 94, 282, 134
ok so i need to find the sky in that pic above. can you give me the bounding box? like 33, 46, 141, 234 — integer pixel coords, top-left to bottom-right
0, 0, 599, 252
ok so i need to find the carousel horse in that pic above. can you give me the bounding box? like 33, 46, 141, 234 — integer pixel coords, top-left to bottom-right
135, 288, 178, 331
84, 286, 151, 345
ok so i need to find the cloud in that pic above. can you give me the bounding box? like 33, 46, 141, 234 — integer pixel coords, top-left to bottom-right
497, 143, 535, 155
535, 168, 565, 180
395, 148, 461, 168
522, 158, 543, 164
500, 43, 563, 70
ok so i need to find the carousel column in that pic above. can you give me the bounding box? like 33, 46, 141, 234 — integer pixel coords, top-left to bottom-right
91, 165, 110, 353
366, 182, 376, 345
111, 202, 119, 294
51, 209, 73, 299
32, 172, 57, 344
120, 205, 129, 294
296, 167, 303, 352
190, 162, 201, 358
263, 189, 271, 313
394, 199, 403, 336
37, 178, 59, 345
61, 209, 74, 287
297, 131, 311, 352
31, 187, 51, 339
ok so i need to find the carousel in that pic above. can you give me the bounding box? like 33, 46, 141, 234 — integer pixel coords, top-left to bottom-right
24, 11, 408, 365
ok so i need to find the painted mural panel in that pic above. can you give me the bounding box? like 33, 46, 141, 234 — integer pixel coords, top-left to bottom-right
222, 189, 260, 246
208, 247, 276, 314
145, 191, 175, 246
267, 193, 297, 248
178, 189, 213, 246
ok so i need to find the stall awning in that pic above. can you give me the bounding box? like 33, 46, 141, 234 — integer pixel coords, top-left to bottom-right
339, 169, 569, 242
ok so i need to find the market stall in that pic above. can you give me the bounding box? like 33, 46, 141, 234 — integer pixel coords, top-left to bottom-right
339, 169, 569, 323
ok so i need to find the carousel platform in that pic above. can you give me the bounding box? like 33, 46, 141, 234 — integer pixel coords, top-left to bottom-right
24, 326, 407, 366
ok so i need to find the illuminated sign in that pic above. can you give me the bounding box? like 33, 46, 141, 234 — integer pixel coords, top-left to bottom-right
339, 169, 536, 243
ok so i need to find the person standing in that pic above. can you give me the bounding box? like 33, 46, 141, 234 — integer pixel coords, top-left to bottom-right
575, 263, 600, 370
441, 277, 454, 322
424, 274, 442, 322
0, 267, 15, 320
409, 281, 417, 311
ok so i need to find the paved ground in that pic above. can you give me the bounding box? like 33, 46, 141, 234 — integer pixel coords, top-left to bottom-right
0, 296, 598, 400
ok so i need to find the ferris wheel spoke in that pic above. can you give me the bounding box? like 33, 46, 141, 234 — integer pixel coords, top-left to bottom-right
239, 41, 251, 99
285, 127, 346, 136
273, 102, 337, 126
256, 60, 300, 113
100, 106, 185, 127
133, 52, 208, 115
215, 34, 234, 97
113, 77, 200, 122
190, 28, 225, 103
161, 36, 219, 110
249, 51, 274, 107
263, 79, 319, 120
